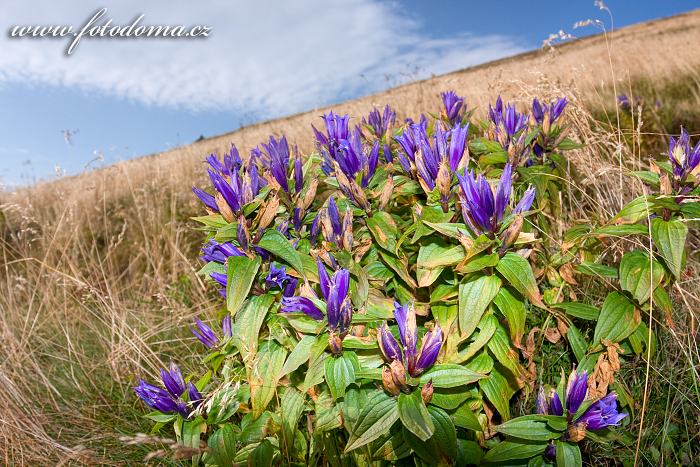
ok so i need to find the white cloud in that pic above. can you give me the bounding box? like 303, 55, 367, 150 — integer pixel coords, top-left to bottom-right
0, 0, 526, 118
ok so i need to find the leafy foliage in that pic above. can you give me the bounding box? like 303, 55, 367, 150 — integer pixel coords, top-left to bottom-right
131, 91, 699, 465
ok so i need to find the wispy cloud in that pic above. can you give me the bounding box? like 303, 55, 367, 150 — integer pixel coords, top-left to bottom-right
0, 0, 526, 118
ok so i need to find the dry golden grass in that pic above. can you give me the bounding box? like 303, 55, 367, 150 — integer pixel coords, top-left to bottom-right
1, 9, 699, 465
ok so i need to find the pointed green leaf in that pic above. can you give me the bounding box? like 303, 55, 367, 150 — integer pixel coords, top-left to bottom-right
345, 391, 400, 452
397, 391, 434, 441
458, 274, 501, 337
496, 252, 543, 307
257, 229, 304, 274
651, 218, 687, 279
418, 363, 485, 388
619, 250, 664, 303
556, 440, 582, 467
226, 255, 262, 316
592, 292, 640, 349
325, 352, 359, 400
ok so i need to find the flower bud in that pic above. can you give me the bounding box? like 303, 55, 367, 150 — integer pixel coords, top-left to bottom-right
342, 208, 353, 252
500, 214, 524, 249
436, 160, 451, 200
302, 178, 319, 210
379, 176, 394, 211
421, 380, 434, 404
216, 193, 235, 223
389, 359, 410, 393
257, 195, 279, 230
567, 423, 587, 442
382, 367, 401, 396
328, 333, 343, 356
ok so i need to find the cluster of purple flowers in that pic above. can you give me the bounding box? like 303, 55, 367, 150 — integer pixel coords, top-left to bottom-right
537, 370, 627, 460
378, 301, 442, 379
531, 97, 568, 127
488, 96, 529, 154
134, 363, 202, 417
191, 315, 233, 349
192, 147, 265, 221
281, 259, 352, 354
456, 163, 535, 237
441, 91, 466, 126
668, 127, 700, 181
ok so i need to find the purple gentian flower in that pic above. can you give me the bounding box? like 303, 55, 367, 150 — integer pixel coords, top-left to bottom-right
441, 91, 466, 125
363, 105, 396, 138
532, 97, 568, 125
377, 301, 442, 378
261, 135, 291, 192
187, 382, 203, 409
266, 264, 289, 290
193, 152, 264, 216
488, 96, 529, 151
191, 317, 219, 349
537, 369, 627, 458
200, 239, 245, 264
190, 315, 234, 348
134, 363, 192, 417
456, 163, 535, 236
668, 127, 700, 179
280, 260, 352, 336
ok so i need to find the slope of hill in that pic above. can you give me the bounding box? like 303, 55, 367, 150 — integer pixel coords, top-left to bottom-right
8, 9, 700, 208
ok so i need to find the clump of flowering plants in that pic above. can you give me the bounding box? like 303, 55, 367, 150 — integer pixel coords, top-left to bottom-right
127, 91, 696, 466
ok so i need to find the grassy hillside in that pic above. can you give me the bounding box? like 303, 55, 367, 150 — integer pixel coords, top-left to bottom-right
1, 10, 699, 465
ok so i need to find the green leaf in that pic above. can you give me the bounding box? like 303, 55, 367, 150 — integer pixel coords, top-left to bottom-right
458, 252, 500, 274
496, 252, 543, 307
592, 224, 649, 237
397, 391, 435, 441
325, 352, 359, 400
280, 387, 305, 454
280, 335, 318, 377
482, 440, 547, 463
495, 415, 563, 441
232, 294, 274, 364
250, 342, 287, 418
556, 441, 582, 467
453, 404, 482, 431
553, 302, 599, 320
575, 262, 618, 279
456, 313, 497, 363
226, 255, 262, 316
207, 424, 238, 466
611, 195, 653, 224
371, 428, 412, 461
479, 366, 518, 420
566, 322, 588, 362
418, 364, 484, 388
402, 406, 458, 464
366, 211, 398, 253
257, 229, 304, 274
378, 250, 418, 289
619, 250, 664, 303
458, 274, 501, 337
345, 391, 400, 452
302, 353, 328, 392
651, 218, 688, 279
592, 292, 640, 350
493, 287, 526, 347
417, 243, 464, 287
488, 324, 523, 378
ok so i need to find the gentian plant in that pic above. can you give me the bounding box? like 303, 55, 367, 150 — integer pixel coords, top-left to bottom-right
128, 89, 700, 466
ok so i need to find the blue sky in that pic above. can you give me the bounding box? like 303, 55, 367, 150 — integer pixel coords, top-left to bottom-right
1, 0, 697, 187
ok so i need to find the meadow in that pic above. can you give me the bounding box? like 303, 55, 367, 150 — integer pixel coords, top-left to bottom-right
1, 10, 699, 466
